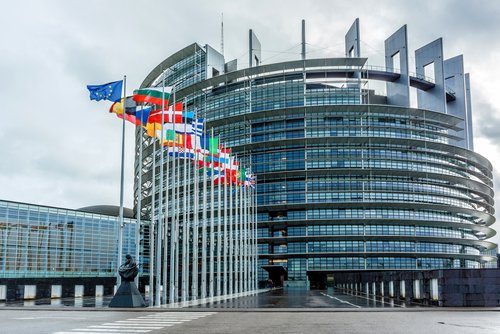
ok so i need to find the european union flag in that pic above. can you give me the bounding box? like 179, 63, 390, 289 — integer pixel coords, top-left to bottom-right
87, 80, 123, 102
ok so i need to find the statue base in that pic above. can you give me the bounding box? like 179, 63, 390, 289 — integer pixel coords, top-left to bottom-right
108, 281, 146, 308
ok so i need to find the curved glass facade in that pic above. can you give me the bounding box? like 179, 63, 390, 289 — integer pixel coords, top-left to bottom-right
0, 200, 136, 278
136, 40, 497, 286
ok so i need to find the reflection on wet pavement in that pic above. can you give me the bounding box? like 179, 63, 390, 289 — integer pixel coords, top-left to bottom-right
0, 288, 426, 309
190, 288, 424, 309
0, 296, 112, 308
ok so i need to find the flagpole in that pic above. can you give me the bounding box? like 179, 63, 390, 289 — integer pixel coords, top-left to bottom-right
185, 108, 192, 302
135, 107, 144, 288
181, 101, 187, 302
192, 111, 199, 300
243, 174, 250, 292
209, 128, 215, 298
174, 92, 180, 302
250, 170, 255, 292
238, 171, 245, 293
162, 102, 170, 305
200, 119, 207, 299
154, 70, 166, 306
234, 155, 239, 295
149, 133, 156, 306
228, 152, 234, 295
222, 143, 228, 297
187, 137, 193, 301
241, 174, 247, 292
116, 75, 127, 289
216, 144, 222, 297
162, 149, 169, 305
253, 172, 258, 292
169, 87, 177, 304
244, 168, 248, 292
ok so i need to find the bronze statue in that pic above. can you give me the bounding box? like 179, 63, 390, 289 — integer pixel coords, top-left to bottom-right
109, 254, 145, 307
118, 254, 138, 282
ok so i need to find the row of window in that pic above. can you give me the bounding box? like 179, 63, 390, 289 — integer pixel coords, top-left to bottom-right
263, 241, 480, 255
268, 256, 481, 281
280, 225, 477, 239
259, 209, 481, 227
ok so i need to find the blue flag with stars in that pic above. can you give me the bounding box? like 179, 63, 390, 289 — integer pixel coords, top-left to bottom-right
87, 80, 123, 102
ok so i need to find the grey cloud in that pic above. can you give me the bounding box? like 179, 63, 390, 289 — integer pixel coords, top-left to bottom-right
1, 0, 500, 246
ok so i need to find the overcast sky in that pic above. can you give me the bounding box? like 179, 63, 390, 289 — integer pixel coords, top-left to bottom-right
1, 0, 499, 244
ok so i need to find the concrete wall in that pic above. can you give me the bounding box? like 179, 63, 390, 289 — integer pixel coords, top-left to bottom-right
0, 277, 117, 301
332, 268, 500, 307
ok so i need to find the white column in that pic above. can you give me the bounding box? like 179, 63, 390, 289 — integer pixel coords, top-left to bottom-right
389, 281, 394, 297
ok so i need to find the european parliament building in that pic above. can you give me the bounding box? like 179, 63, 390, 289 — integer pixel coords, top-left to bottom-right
1, 19, 498, 305
135, 19, 497, 290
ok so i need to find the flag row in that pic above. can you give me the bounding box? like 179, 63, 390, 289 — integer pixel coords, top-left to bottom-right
87, 81, 256, 188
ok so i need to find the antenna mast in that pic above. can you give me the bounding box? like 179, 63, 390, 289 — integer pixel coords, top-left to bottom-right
220, 13, 224, 56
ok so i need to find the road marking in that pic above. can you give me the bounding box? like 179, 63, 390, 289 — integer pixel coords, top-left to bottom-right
114, 320, 184, 324
15, 317, 87, 320
72, 329, 151, 333
90, 325, 165, 329
341, 290, 405, 308
321, 292, 362, 308
54, 332, 122, 334
101, 323, 165, 327
52, 311, 216, 334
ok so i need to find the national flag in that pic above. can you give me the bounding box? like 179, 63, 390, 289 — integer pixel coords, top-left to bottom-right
194, 133, 209, 155
192, 119, 204, 137
146, 122, 157, 138
245, 173, 256, 188
207, 168, 226, 184
87, 80, 123, 102
163, 122, 194, 134
208, 137, 219, 155
109, 97, 152, 126
147, 102, 189, 123
168, 146, 195, 160
238, 167, 246, 186
162, 131, 193, 149
133, 87, 172, 105
205, 155, 229, 164
219, 146, 231, 165
148, 110, 194, 124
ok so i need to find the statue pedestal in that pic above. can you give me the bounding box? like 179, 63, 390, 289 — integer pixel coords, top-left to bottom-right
108, 281, 146, 308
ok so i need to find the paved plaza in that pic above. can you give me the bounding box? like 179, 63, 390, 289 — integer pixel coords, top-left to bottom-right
1, 308, 500, 334
1, 289, 499, 334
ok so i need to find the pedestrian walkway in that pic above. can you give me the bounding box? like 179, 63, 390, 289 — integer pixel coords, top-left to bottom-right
51, 312, 216, 334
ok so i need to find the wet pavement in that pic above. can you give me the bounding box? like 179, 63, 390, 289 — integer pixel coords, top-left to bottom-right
0, 296, 114, 308
189, 288, 422, 309
0, 288, 423, 309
